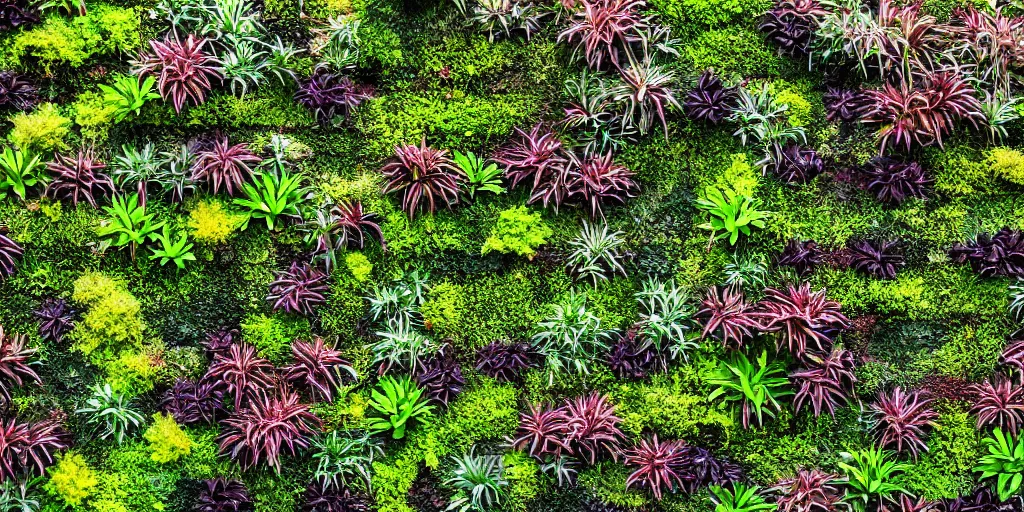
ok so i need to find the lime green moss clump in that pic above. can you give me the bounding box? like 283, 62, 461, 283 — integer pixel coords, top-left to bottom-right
145, 413, 192, 464
8, 103, 71, 152
70, 272, 147, 362
45, 452, 100, 507
481, 205, 553, 259
10, 4, 140, 71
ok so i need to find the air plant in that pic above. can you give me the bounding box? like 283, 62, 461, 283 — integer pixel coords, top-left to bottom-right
217, 386, 321, 473
635, 278, 696, 356
33, 298, 74, 343
134, 34, 222, 113
295, 70, 373, 124
562, 71, 633, 152
860, 159, 931, 205
469, 0, 545, 42
370, 318, 440, 375
380, 139, 464, 219
0, 0, 37, 31
267, 262, 329, 316
0, 231, 21, 280
190, 135, 260, 196
475, 341, 535, 382
158, 379, 225, 425
847, 240, 905, 280
111, 143, 164, 207
970, 376, 1024, 435
723, 252, 770, 291
446, 449, 508, 512
823, 87, 865, 123
310, 430, 382, 492
284, 338, 357, 403
0, 417, 67, 481
493, 124, 570, 210
557, 0, 646, 70
564, 151, 638, 219
607, 329, 665, 379
565, 221, 627, 286
1012, 280, 1024, 322
697, 285, 759, 350
950, 6, 1023, 96
776, 239, 823, 276
44, 149, 114, 208
0, 72, 37, 111
759, 283, 850, 361
623, 436, 687, 500
202, 343, 275, 411
531, 291, 614, 384
773, 468, 844, 512
771, 145, 823, 185
790, 348, 857, 418
413, 351, 465, 406
949, 228, 1024, 278
303, 200, 383, 272
563, 393, 623, 465
708, 349, 792, 429
196, 478, 252, 512
76, 383, 145, 444
758, 0, 828, 56
0, 326, 39, 408
683, 72, 736, 124
871, 387, 938, 459
511, 403, 571, 459
302, 482, 369, 512
610, 55, 680, 138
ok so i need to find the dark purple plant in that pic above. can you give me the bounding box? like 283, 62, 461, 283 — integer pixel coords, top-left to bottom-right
0, 72, 37, 111
697, 285, 759, 350
790, 348, 857, 418
759, 0, 828, 56
0, 417, 68, 481
33, 298, 74, 343
565, 150, 638, 219
190, 135, 260, 197
45, 149, 114, 208
624, 436, 687, 500
302, 482, 369, 512
380, 139, 464, 219
861, 158, 931, 205
284, 338, 355, 403
949, 228, 1024, 278
823, 88, 866, 123
776, 239, 823, 276
135, 35, 222, 114
217, 386, 321, 473
197, 478, 253, 512
202, 343, 275, 411
759, 283, 850, 361
267, 262, 329, 316
871, 387, 938, 459
1002, 340, 1024, 377
0, 326, 39, 407
773, 468, 843, 512
494, 124, 570, 210
511, 403, 571, 459
683, 72, 737, 124
938, 487, 1004, 512
607, 328, 665, 379
203, 328, 240, 357
475, 341, 535, 382
969, 376, 1024, 435
413, 351, 464, 406
557, 0, 645, 69
0, 0, 38, 31
0, 231, 22, 280
564, 393, 624, 465
295, 71, 373, 124
848, 240, 904, 279
772, 145, 823, 185
159, 379, 225, 425
679, 445, 743, 493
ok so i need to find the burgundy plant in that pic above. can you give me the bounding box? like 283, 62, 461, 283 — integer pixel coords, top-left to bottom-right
295, 71, 373, 124
380, 139, 464, 219
772, 145, 824, 185
683, 72, 737, 124
0, 0, 38, 31
861, 158, 931, 205
759, 283, 850, 361
565, 150, 638, 219
134, 34, 222, 114
847, 239, 905, 280
0, 326, 39, 407
759, 0, 828, 56
45, 149, 114, 208
0, 230, 22, 280
190, 134, 260, 196
217, 386, 321, 473
887, 495, 930, 512
624, 436, 687, 500
871, 387, 938, 458
204, 328, 240, 357
33, 298, 74, 343
267, 262, 329, 316
557, 0, 645, 70
680, 445, 743, 493
0, 417, 68, 481
511, 403, 571, 459
1002, 339, 1024, 378
320, 200, 383, 251
202, 343, 275, 411
475, 340, 535, 382
607, 328, 665, 379
564, 393, 624, 465
938, 487, 1003, 512
159, 379, 225, 425
790, 348, 857, 418
776, 239, 823, 276
0, 72, 37, 111
949, 228, 1024, 278
697, 285, 759, 349
615, 58, 681, 138
969, 376, 1024, 434
284, 338, 356, 403
197, 478, 253, 512
413, 351, 465, 406
773, 468, 843, 512
493, 124, 570, 210
823, 87, 866, 123
302, 482, 369, 512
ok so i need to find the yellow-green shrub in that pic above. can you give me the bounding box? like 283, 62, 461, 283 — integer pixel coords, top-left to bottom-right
72, 90, 116, 143
481, 205, 552, 259
188, 199, 245, 245
44, 452, 99, 507
11, 4, 140, 71
144, 413, 192, 463
8, 103, 70, 152
70, 272, 146, 362
986, 146, 1024, 186
104, 346, 164, 397
345, 252, 373, 282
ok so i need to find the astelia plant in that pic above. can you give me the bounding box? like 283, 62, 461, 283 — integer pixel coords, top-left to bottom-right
366, 375, 433, 440
446, 449, 508, 512
531, 291, 614, 384
511, 403, 571, 459
475, 341, 535, 382
0, 417, 67, 481
708, 483, 774, 512
99, 75, 160, 123
33, 298, 75, 343
759, 283, 850, 361
370, 318, 439, 375
202, 343, 275, 411
0, 230, 22, 280
871, 387, 938, 459
563, 393, 624, 465
217, 386, 321, 473
565, 221, 627, 286
0, 326, 40, 408
295, 70, 373, 125
776, 239, 823, 276
772, 468, 844, 512
708, 349, 792, 429
696, 186, 768, 246
284, 338, 356, 403
233, 168, 310, 231
267, 262, 329, 316
111, 143, 164, 207
970, 377, 1024, 435
974, 428, 1024, 502
380, 139, 464, 219
310, 430, 382, 492
453, 150, 504, 201
190, 134, 261, 196
611, 54, 680, 138
0, 147, 45, 201
76, 383, 145, 444
684, 71, 736, 124
697, 285, 759, 350
847, 240, 904, 280
197, 478, 252, 512
837, 447, 910, 512
97, 194, 164, 261
469, 0, 545, 42
949, 228, 1024, 278
148, 226, 196, 269
45, 149, 114, 209
0, 72, 38, 112
134, 34, 222, 113
790, 348, 857, 418
635, 278, 697, 357
623, 436, 688, 500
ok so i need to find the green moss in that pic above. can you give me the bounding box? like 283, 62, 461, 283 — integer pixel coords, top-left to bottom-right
924, 143, 993, 197
145, 413, 192, 464
70, 272, 147, 363
44, 452, 99, 507
345, 252, 373, 282
650, 0, 771, 34
502, 451, 544, 512
577, 462, 648, 509
681, 27, 784, 78
8, 103, 71, 152
434, 377, 520, 452
10, 4, 140, 71
610, 365, 732, 442
896, 402, 980, 500
482, 205, 553, 259
240, 312, 312, 365
986, 146, 1024, 186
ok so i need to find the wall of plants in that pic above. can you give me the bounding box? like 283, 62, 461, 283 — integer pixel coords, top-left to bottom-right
0, 0, 1021, 510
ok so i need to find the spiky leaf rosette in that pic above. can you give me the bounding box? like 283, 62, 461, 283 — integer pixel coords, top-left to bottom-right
697, 285, 759, 349
938, 487, 1004, 512
759, 0, 828, 56
949, 228, 1024, 278
772, 145, 823, 185
308, 200, 384, 257
285, 338, 355, 403
758, 283, 850, 361
189, 134, 260, 197
134, 34, 222, 114
295, 71, 373, 124
557, 0, 646, 70
302, 482, 370, 512
969, 377, 1024, 435
776, 239, 823, 276
511, 403, 571, 459
475, 341, 535, 382
871, 387, 938, 459
1002, 339, 1024, 378
44, 149, 113, 208
823, 87, 866, 123
847, 239, 904, 279
197, 478, 253, 512
0, 326, 39, 407
624, 436, 688, 500
607, 328, 665, 379
683, 72, 737, 124
773, 468, 843, 512
790, 348, 857, 418
565, 150, 638, 219
267, 262, 329, 316
564, 393, 624, 465
159, 379, 225, 425
0, 72, 37, 111
679, 445, 743, 493
217, 386, 321, 473
203, 328, 240, 357
202, 343, 275, 411
413, 351, 465, 406
0, 231, 22, 280
493, 124, 571, 210
0, 417, 68, 481
33, 298, 74, 343
380, 139, 464, 219
861, 158, 931, 205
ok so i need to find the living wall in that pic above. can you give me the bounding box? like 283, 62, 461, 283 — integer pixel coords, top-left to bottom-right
0, 0, 1021, 510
